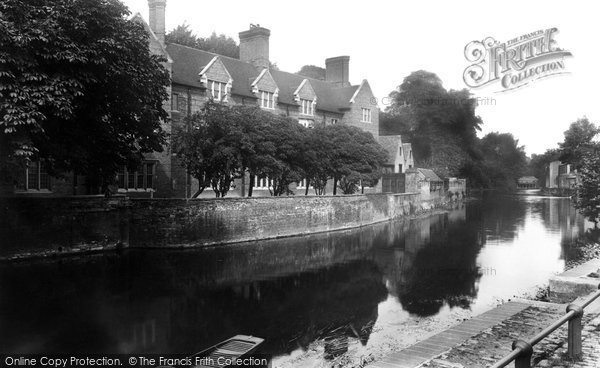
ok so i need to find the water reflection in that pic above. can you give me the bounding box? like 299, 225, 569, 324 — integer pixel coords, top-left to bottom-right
0, 194, 594, 366
391, 207, 483, 316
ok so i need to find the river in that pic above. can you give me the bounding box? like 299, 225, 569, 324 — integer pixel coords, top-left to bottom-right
0, 193, 595, 367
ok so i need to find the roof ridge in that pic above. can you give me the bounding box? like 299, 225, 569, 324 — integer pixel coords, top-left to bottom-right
167, 43, 362, 90
272, 68, 359, 88
167, 42, 247, 64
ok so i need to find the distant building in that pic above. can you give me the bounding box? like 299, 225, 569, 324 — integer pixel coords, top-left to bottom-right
546, 161, 561, 188
405, 168, 444, 197
546, 161, 578, 190
517, 176, 538, 189
378, 136, 414, 174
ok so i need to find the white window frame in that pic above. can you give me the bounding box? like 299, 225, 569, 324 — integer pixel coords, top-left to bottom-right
208, 80, 227, 101
260, 91, 275, 109
331, 118, 338, 125
254, 175, 273, 189
296, 178, 314, 190
301, 99, 314, 116
361, 108, 372, 123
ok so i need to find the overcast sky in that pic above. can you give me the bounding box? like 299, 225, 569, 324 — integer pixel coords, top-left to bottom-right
122, 0, 599, 156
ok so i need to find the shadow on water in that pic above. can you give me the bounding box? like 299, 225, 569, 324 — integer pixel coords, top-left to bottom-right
0, 194, 592, 365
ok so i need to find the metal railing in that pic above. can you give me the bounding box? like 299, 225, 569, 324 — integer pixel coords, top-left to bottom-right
491, 284, 600, 368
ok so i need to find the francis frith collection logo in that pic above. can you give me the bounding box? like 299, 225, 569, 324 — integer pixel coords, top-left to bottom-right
463, 28, 572, 92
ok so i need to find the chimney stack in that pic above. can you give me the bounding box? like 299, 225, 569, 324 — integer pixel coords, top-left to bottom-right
325, 56, 350, 87
148, 0, 166, 46
239, 24, 270, 69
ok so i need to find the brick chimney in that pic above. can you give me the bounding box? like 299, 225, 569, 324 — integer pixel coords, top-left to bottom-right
239, 24, 270, 69
148, 0, 166, 46
325, 56, 350, 87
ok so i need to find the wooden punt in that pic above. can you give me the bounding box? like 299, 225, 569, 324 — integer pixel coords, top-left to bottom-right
190, 335, 265, 368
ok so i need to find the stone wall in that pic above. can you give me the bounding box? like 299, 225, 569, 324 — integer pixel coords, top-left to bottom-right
128, 193, 422, 247
0, 196, 130, 258
1, 191, 461, 259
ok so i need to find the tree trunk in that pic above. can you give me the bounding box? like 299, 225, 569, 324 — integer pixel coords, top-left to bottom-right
248, 173, 254, 197
333, 177, 338, 195
305, 179, 310, 196
192, 187, 204, 198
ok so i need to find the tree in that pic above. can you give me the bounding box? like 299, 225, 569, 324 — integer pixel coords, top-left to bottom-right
296, 65, 326, 80
233, 105, 302, 197
197, 32, 240, 59
173, 101, 243, 198
383, 70, 482, 181
174, 102, 308, 197
558, 117, 599, 170
166, 25, 240, 59
164, 23, 197, 47
479, 132, 528, 190
258, 114, 307, 196
379, 110, 412, 136
318, 125, 388, 195
302, 126, 333, 195
573, 147, 600, 225
0, 0, 170, 192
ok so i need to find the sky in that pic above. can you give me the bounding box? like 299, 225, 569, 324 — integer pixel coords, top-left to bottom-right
122, 0, 600, 156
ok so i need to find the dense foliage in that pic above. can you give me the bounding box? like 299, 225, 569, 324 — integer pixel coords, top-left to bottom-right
558, 118, 599, 170
0, 0, 169, 193
574, 147, 600, 224
165, 24, 240, 59
0, 0, 170, 192
165, 24, 279, 69
173, 101, 387, 197
296, 65, 326, 80
528, 118, 599, 189
478, 132, 527, 190
531, 117, 600, 223
382, 70, 527, 189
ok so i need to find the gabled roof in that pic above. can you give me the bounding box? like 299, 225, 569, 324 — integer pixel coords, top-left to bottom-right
350, 79, 367, 103
270, 69, 357, 112
166, 43, 259, 98
251, 68, 268, 89
417, 168, 442, 182
132, 13, 172, 63
166, 42, 360, 113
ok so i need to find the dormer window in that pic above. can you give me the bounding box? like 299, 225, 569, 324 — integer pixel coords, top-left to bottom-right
208, 80, 227, 101
260, 91, 275, 109
301, 99, 314, 116
361, 108, 372, 123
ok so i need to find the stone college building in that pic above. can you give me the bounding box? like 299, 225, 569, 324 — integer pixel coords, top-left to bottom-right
11, 0, 413, 197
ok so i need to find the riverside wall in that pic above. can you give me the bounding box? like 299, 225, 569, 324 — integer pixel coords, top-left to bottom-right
0, 191, 461, 259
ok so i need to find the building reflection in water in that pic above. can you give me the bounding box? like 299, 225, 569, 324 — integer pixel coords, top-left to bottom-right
0, 195, 594, 365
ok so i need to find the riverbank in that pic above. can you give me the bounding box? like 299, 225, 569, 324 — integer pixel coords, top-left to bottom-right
367, 259, 600, 368
0, 192, 465, 261
530, 236, 600, 303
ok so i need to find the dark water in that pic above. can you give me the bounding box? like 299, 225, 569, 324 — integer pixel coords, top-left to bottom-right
0, 193, 595, 366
